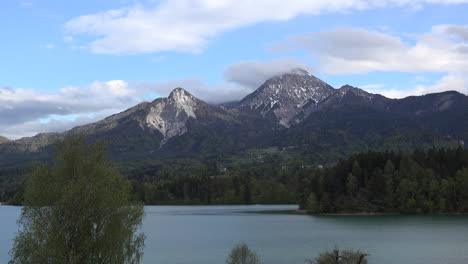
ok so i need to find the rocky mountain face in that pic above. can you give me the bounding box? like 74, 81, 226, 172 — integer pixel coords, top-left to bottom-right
323, 85, 385, 106
0, 89, 183, 159
0, 86, 273, 164
1, 68, 467, 167
238, 68, 336, 127
6, 88, 207, 151
146, 88, 202, 144
236, 69, 394, 127
0, 136, 10, 144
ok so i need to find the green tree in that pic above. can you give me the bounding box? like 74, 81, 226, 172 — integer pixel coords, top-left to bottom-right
305, 192, 319, 213
297, 176, 310, 210
351, 161, 362, 180
307, 248, 368, 264
452, 169, 468, 212
346, 173, 358, 198
383, 160, 395, 209
226, 243, 260, 264
9, 136, 145, 264
320, 192, 332, 213
243, 177, 253, 204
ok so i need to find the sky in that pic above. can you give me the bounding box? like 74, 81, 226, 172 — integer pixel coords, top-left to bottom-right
1, 0, 468, 139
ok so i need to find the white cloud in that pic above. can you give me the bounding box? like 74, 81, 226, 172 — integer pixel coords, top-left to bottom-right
63, 36, 74, 42
372, 74, 468, 98
91, 80, 136, 97
136, 77, 249, 103
433, 24, 468, 41
64, 0, 468, 54
414, 75, 429, 82
224, 57, 314, 89
273, 25, 468, 75
0, 112, 113, 140
44, 44, 56, 49
20, 2, 33, 7
0, 81, 145, 139
359, 83, 387, 90
135, 58, 309, 103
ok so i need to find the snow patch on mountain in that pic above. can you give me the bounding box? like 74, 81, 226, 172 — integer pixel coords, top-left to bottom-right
337, 85, 375, 102
239, 68, 336, 127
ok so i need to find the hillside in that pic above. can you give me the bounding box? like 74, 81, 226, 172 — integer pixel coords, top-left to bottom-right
0, 69, 466, 169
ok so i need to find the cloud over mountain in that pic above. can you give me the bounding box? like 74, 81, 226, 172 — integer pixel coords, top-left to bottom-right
371, 74, 468, 98
224, 58, 313, 89
271, 25, 468, 75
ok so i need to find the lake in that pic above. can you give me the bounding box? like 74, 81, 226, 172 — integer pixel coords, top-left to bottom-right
1, 205, 468, 264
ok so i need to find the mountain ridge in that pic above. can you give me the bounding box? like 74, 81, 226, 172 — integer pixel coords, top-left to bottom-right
0, 68, 467, 168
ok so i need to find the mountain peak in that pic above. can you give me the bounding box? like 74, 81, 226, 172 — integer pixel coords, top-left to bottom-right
146, 87, 200, 143
340, 84, 354, 89
270, 68, 313, 79
239, 68, 336, 127
0, 136, 10, 144
341, 84, 377, 95
168, 87, 193, 101
287, 67, 311, 76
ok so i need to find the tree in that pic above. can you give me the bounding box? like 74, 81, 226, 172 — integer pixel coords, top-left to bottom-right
226, 243, 260, 264
307, 248, 368, 264
305, 192, 319, 213
452, 168, 468, 212
383, 160, 395, 209
320, 192, 332, 213
9, 136, 145, 264
346, 173, 358, 198
242, 177, 253, 204
351, 161, 362, 182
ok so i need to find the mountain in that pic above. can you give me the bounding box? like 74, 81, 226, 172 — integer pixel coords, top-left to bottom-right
142, 88, 202, 143
9, 88, 222, 148
0, 136, 10, 143
238, 68, 336, 127
236, 70, 393, 127
0, 68, 467, 169
321, 85, 387, 106
390, 91, 468, 140
0, 87, 275, 165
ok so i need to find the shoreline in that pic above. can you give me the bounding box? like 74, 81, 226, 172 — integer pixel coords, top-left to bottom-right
3, 204, 467, 216
292, 210, 468, 216
249, 209, 468, 216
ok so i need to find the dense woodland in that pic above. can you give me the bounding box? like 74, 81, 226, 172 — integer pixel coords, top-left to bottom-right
1, 147, 468, 214
298, 147, 468, 213
127, 155, 299, 205
126, 147, 468, 214
0, 167, 26, 205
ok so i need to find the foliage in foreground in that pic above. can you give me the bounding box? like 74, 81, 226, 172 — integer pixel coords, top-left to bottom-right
9, 136, 145, 264
307, 249, 368, 264
226, 243, 261, 264
225, 244, 368, 264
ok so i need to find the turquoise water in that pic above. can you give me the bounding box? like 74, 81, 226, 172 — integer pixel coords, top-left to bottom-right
1, 205, 468, 264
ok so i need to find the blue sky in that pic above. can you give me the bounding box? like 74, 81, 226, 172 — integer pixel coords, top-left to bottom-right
1, 0, 468, 139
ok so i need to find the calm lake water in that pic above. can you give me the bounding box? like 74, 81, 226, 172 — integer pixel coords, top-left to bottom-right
1, 205, 468, 264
